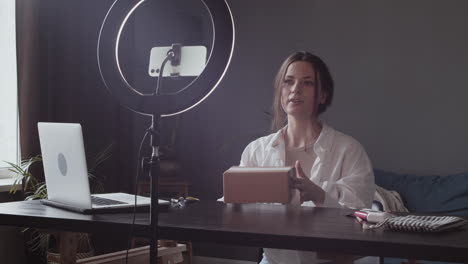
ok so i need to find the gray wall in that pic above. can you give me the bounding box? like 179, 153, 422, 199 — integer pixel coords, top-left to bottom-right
169, 0, 468, 199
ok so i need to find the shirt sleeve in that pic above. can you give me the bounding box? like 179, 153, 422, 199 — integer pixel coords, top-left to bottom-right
321, 142, 375, 209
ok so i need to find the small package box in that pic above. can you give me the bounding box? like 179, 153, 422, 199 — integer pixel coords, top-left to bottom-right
223, 166, 295, 203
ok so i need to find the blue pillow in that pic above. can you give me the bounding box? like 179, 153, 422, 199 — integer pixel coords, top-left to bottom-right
374, 169, 468, 215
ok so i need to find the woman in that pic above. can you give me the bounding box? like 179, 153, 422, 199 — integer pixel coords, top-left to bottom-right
239, 51, 375, 264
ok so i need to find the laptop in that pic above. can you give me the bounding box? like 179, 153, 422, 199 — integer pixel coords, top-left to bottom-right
37, 122, 170, 214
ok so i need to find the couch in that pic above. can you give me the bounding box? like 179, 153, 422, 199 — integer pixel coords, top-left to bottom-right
374, 169, 468, 264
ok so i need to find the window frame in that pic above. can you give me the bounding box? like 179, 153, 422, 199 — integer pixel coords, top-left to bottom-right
0, 0, 20, 181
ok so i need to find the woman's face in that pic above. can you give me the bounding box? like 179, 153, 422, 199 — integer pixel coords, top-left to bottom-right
281, 61, 325, 120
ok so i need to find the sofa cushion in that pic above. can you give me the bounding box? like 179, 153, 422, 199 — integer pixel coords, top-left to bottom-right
374, 169, 468, 215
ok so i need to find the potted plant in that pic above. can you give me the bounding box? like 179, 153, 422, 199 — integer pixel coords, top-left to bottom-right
6, 144, 113, 263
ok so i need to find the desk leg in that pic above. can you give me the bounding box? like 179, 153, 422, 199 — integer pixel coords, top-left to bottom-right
187, 241, 193, 264
59, 232, 79, 264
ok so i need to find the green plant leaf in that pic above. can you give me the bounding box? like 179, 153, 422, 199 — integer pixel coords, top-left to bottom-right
8, 148, 108, 255
88, 143, 113, 173
5, 161, 26, 175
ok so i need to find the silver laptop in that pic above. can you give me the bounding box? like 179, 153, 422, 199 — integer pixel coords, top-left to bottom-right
37, 122, 169, 214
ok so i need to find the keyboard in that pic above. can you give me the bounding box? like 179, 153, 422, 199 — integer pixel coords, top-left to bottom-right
91, 196, 127, 206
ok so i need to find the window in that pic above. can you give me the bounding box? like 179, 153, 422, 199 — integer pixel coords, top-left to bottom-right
0, 0, 19, 178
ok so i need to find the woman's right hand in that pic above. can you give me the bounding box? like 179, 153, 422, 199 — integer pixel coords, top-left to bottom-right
291, 160, 325, 205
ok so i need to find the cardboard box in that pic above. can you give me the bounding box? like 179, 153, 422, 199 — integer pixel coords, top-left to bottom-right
223, 166, 295, 203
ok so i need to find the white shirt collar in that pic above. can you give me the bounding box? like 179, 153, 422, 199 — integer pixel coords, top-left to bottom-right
268, 123, 333, 156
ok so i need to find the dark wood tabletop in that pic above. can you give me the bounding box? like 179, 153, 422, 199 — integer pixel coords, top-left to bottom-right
0, 200, 467, 262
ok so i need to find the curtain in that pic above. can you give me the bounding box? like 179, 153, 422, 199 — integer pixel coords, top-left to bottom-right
16, 0, 136, 193
17, 0, 45, 159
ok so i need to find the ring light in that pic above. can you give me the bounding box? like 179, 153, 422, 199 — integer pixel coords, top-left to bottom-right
97, 0, 235, 116
97, 1, 234, 264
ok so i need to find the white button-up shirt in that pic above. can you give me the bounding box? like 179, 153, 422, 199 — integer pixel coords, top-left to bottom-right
239, 123, 375, 264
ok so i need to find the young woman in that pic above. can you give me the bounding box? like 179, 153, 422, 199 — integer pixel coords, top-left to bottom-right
239, 51, 375, 264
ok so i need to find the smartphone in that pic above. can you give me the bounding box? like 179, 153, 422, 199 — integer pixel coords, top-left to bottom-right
148, 45, 207, 77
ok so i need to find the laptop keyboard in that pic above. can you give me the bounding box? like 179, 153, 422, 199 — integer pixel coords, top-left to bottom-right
91, 196, 127, 206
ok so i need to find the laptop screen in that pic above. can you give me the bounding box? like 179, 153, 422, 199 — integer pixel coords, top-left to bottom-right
38, 122, 93, 209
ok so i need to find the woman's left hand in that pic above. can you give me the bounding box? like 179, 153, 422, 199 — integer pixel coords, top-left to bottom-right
291, 160, 326, 205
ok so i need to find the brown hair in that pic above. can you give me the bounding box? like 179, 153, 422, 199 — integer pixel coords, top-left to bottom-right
272, 51, 334, 130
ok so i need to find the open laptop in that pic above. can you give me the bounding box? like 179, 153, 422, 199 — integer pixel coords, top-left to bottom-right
37, 122, 170, 214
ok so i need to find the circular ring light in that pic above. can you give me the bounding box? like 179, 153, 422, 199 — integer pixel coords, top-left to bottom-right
97, 0, 235, 116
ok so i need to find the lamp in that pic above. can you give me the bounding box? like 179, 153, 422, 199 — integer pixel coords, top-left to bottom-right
97, 1, 234, 263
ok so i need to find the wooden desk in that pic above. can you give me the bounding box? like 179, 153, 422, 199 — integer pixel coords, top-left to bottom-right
0, 200, 467, 263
